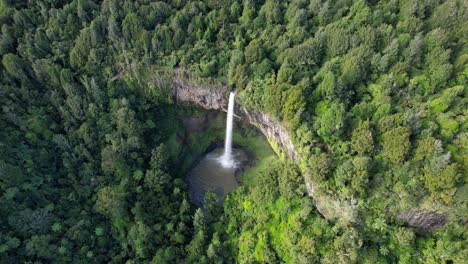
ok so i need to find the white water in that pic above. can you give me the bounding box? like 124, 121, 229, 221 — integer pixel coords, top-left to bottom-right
219, 92, 235, 168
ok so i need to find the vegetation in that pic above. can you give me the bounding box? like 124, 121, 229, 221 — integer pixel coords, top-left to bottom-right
0, 0, 466, 263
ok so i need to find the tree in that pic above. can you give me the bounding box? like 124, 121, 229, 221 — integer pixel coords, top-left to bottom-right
318, 101, 346, 141
0, 236, 20, 255
350, 156, 371, 197
255, 58, 273, 77
152, 247, 179, 263
95, 186, 127, 220
25, 235, 56, 259
278, 162, 302, 199
341, 46, 371, 86
70, 26, 101, 68
393, 227, 414, 247
251, 165, 279, 202
414, 136, 440, 161
2, 53, 28, 79
259, 0, 282, 24
325, 24, 350, 57
282, 84, 306, 129
351, 120, 374, 155
317, 71, 336, 99
145, 145, 171, 192
284, 37, 324, 67
244, 39, 264, 64
403, 34, 423, 68
122, 13, 143, 41
424, 29, 453, 93
128, 221, 153, 258
306, 150, 331, 183
349, 0, 371, 24
424, 155, 459, 203
335, 156, 371, 197
382, 126, 411, 164
8, 208, 53, 237
185, 209, 207, 262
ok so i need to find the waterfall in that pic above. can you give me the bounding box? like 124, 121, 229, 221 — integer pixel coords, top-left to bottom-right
219, 91, 235, 168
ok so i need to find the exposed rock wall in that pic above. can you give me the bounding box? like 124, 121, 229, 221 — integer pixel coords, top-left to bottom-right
396, 210, 448, 230
171, 79, 228, 111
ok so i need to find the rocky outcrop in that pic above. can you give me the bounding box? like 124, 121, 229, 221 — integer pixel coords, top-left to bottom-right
172, 79, 228, 111
396, 210, 448, 230
171, 78, 297, 160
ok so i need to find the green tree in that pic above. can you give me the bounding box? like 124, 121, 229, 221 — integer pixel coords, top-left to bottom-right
259, 0, 282, 24
382, 126, 411, 164
244, 39, 264, 64
351, 120, 374, 155
306, 150, 331, 183
278, 162, 302, 199
317, 71, 336, 99
341, 46, 371, 86
424, 157, 459, 203
318, 101, 346, 141
95, 186, 127, 220
128, 221, 153, 258
25, 235, 56, 259
335, 156, 371, 197
122, 13, 144, 41
2, 53, 28, 79
282, 84, 306, 129
349, 0, 371, 24
186, 209, 207, 262
145, 145, 171, 192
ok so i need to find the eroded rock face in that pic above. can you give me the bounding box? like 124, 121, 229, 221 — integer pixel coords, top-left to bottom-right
238, 108, 297, 160
171, 79, 297, 160
172, 79, 228, 111
396, 210, 448, 230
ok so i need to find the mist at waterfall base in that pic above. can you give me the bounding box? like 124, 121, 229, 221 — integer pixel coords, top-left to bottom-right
186, 148, 247, 207
186, 92, 248, 207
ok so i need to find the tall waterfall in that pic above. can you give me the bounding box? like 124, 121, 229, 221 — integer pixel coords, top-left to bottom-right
219, 91, 235, 168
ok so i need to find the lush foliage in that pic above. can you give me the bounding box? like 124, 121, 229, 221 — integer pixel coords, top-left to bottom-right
0, 0, 466, 263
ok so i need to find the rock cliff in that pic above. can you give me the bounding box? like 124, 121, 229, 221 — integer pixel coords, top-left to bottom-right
396, 210, 448, 230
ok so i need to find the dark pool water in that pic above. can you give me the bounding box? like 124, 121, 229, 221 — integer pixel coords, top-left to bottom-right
186, 147, 248, 207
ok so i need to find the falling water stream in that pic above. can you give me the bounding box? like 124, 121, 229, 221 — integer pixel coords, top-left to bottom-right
219, 91, 235, 168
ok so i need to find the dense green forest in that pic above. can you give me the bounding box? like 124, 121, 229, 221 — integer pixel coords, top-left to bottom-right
0, 0, 466, 263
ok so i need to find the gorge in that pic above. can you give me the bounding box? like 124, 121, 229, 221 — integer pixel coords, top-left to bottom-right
167, 72, 451, 230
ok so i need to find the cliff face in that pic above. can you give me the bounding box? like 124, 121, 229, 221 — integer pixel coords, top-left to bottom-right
396, 210, 448, 230
166, 75, 448, 230
171, 79, 297, 160
172, 79, 228, 111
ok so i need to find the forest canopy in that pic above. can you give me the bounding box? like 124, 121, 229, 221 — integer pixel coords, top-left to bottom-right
0, 0, 466, 263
